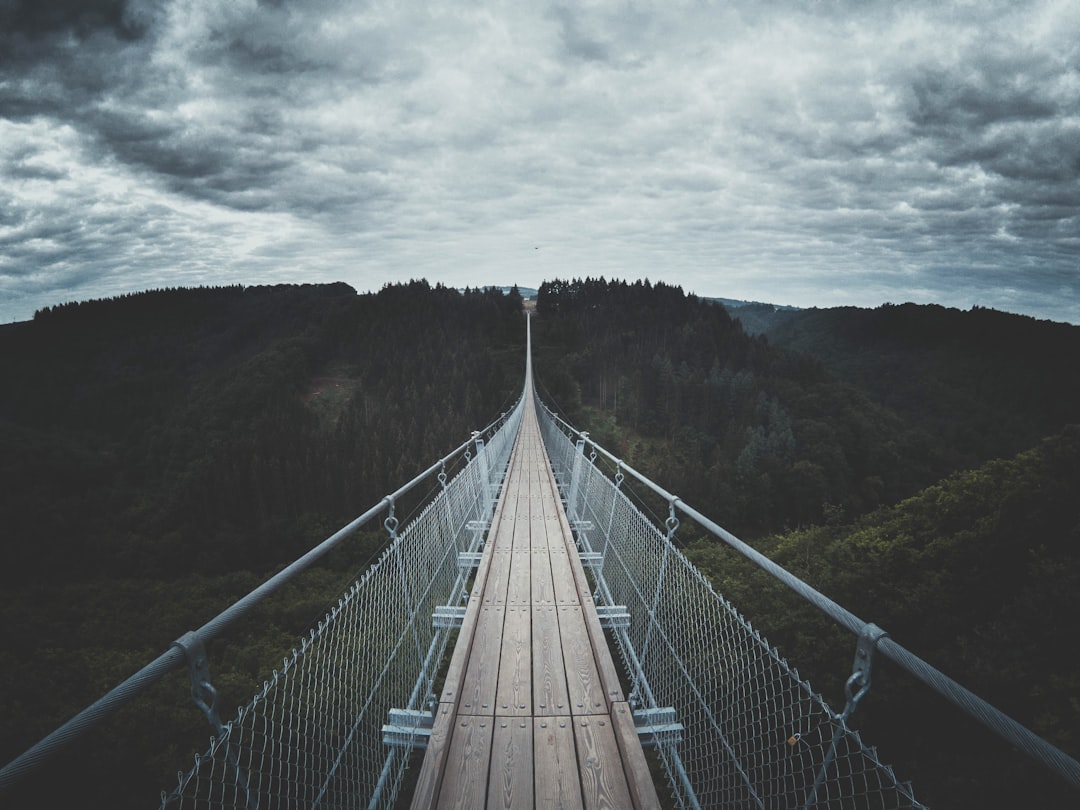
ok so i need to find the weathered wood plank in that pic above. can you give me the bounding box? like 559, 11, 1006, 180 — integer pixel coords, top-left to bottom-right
483, 549, 513, 605
549, 545, 580, 605
610, 702, 663, 810
534, 717, 584, 810
423, 381, 662, 810
459, 605, 505, 714
573, 716, 635, 810
506, 549, 532, 606
532, 605, 571, 716
495, 605, 532, 715
436, 716, 494, 810
531, 548, 555, 604
557, 605, 607, 716
439, 452, 517, 704
409, 702, 456, 810
553, 494, 625, 708
488, 718, 534, 810
511, 493, 532, 552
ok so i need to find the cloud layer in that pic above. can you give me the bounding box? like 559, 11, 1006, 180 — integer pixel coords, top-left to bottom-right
2, 0, 1078, 323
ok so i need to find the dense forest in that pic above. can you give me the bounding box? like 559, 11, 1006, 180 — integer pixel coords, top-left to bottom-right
2, 277, 1078, 809
529, 278, 1080, 809
0, 282, 525, 808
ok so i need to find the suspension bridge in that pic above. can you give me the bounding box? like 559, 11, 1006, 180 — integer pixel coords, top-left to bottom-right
2, 314, 1079, 808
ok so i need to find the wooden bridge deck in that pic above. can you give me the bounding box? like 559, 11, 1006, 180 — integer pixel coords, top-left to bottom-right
410, 392, 661, 809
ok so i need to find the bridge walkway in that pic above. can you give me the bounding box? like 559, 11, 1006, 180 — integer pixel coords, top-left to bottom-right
410, 384, 661, 809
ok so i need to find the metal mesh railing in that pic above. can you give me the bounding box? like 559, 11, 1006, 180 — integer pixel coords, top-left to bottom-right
536, 397, 923, 810
158, 396, 524, 810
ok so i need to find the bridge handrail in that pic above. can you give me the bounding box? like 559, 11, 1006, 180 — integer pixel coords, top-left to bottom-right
0, 396, 523, 795
537, 399, 1080, 793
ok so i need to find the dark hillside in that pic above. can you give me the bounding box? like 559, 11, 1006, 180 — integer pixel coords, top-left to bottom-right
532, 282, 1080, 538
764, 303, 1080, 470
532, 279, 941, 536
688, 427, 1080, 809
0, 281, 525, 808
531, 279, 1080, 808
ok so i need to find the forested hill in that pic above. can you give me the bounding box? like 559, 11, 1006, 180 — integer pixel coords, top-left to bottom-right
688, 426, 1080, 809
760, 302, 1080, 468
0, 281, 525, 809
0, 281, 524, 582
530, 278, 1080, 808
3, 277, 1077, 808
531, 279, 1080, 538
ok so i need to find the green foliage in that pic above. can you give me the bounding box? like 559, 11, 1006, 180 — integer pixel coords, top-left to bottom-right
764, 302, 1080, 469
534, 280, 1080, 807
531, 278, 928, 536
687, 428, 1080, 808
0, 281, 524, 808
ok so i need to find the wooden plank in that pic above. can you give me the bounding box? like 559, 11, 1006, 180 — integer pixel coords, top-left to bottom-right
549, 546, 579, 605
557, 605, 607, 716
483, 550, 512, 605
532, 606, 571, 716
439, 464, 516, 704
487, 718, 534, 810
610, 702, 662, 810
505, 549, 531, 606
552, 495, 625, 708
534, 717, 584, 810
511, 493, 532, 552
566, 564, 624, 707
436, 716, 494, 810
531, 548, 555, 604
425, 388, 664, 810
409, 702, 456, 810
495, 605, 532, 715
573, 716, 635, 810
459, 605, 505, 714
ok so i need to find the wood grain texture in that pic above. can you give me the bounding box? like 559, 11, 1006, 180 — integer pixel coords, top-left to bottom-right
549, 545, 579, 606
512, 491, 533, 553
506, 549, 532, 606
558, 512, 624, 707
534, 718, 584, 810
531, 547, 556, 604
573, 716, 634, 810
436, 717, 494, 810
409, 702, 456, 810
609, 702, 662, 810
532, 605, 571, 716
488, 718, 534, 810
459, 605, 505, 714
495, 605, 532, 715
557, 605, 607, 716
439, 455, 516, 704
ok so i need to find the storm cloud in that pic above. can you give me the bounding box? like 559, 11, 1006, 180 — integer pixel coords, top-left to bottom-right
1, 0, 1078, 323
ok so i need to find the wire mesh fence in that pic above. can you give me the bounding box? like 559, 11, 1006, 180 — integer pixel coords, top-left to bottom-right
159, 397, 524, 810
536, 399, 924, 810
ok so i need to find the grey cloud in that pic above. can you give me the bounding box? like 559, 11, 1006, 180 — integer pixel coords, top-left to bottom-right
2, 0, 1078, 325
909, 69, 1059, 131
0, 0, 150, 43
550, 7, 609, 63
941, 122, 1080, 183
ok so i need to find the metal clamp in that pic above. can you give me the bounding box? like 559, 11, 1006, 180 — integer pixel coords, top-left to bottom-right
172, 631, 218, 724
172, 632, 259, 810
849, 623, 889, 707
665, 500, 680, 539
804, 623, 890, 810
384, 498, 398, 539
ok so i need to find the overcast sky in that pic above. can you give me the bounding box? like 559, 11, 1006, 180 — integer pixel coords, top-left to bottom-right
1, 0, 1078, 325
